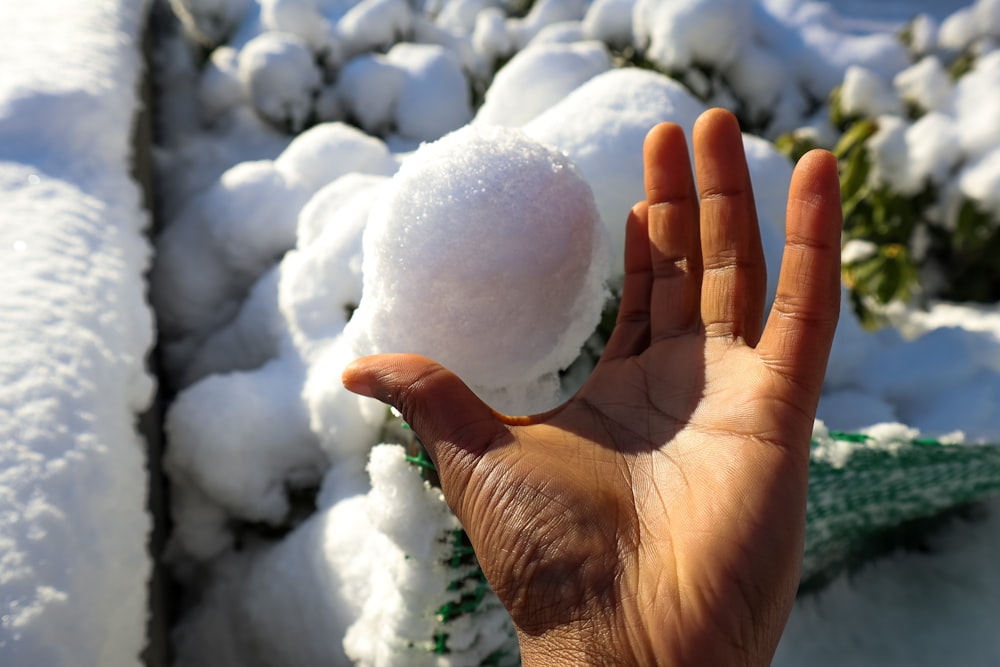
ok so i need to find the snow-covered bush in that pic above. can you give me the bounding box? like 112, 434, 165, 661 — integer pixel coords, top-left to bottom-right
777, 0, 1000, 323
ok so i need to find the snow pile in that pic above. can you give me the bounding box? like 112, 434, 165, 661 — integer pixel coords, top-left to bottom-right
164, 122, 609, 664
0, 0, 154, 664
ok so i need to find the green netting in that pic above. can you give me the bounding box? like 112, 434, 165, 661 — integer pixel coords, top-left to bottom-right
388, 415, 1000, 665
803, 429, 1000, 588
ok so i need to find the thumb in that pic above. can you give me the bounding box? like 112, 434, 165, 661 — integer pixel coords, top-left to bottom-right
342, 353, 509, 471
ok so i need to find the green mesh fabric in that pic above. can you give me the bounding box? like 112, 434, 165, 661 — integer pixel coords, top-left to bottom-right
391, 420, 1000, 665
804, 429, 1000, 587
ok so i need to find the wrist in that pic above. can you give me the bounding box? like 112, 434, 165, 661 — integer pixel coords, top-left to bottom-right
516, 625, 626, 667
515, 614, 659, 667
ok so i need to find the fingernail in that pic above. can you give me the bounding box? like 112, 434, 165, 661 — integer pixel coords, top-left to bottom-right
341, 371, 376, 399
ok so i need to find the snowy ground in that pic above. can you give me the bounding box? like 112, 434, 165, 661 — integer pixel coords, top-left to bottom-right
3, 0, 1000, 665
0, 1, 154, 665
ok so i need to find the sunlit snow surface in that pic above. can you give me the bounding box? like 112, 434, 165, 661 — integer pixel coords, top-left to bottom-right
3, 0, 1000, 665
0, 0, 154, 665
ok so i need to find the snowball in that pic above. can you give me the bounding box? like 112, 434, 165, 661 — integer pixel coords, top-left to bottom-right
348, 124, 610, 396
524, 68, 706, 278
894, 56, 953, 113
633, 0, 751, 71
582, 0, 634, 49
385, 43, 473, 141
274, 121, 398, 193
238, 32, 322, 133
839, 65, 903, 119
337, 54, 407, 136
475, 41, 611, 127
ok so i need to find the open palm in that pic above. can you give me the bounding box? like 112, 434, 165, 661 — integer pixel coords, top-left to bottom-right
343, 108, 842, 666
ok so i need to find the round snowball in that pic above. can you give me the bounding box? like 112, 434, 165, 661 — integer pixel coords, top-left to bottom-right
349, 124, 610, 390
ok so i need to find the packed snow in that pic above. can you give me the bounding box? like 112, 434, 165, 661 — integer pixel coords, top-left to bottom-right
349, 124, 610, 404
3, 0, 1000, 665
0, 0, 154, 665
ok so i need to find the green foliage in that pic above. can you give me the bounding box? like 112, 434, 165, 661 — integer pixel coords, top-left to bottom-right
391, 417, 520, 665
820, 116, 923, 325
832, 111, 1000, 319
779, 66, 1000, 326
773, 131, 818, 164
949, 49, 976, 80
930, 199, 1000, 303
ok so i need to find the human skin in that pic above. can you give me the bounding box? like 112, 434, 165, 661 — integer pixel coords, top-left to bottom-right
343, 108, 842, 666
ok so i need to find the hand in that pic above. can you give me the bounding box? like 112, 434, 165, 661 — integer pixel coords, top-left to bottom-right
343, 108, 842, 666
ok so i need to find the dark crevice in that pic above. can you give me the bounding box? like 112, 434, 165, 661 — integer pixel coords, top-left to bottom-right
136, 4, 178, 666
